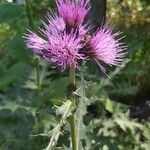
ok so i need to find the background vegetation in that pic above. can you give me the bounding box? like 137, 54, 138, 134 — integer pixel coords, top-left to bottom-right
0, 0, 149, 149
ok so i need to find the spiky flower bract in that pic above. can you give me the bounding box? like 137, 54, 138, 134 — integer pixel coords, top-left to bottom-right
87, 25, 127, 74
56, 0, 90, 28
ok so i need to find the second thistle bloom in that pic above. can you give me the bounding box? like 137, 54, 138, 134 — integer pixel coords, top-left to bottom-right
87, 25, 127, 73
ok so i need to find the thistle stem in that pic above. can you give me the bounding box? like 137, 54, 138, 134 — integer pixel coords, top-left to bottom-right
68, 66, 78, 150
70, 114, 77, 150
69, 66, 76, 85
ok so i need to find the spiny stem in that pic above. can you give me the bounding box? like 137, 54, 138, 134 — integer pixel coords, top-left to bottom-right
70, 114, 77, 150
69, 66, 76, 85
68, 66, 78, 150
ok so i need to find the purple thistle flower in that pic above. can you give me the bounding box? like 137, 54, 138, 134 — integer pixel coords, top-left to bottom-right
24, 28, 86, 70
56, 0, 90, 28
23, 0, 127, 73
87, 24, 127, 74
23, 30, 47, 54
23, 8, 91, 70
42, 31, 86, 70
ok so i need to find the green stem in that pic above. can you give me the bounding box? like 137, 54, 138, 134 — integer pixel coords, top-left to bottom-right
25, 0, 34, 29
69, 66, 76, 85
68, 67, 78, 150
70, 114, 77, 150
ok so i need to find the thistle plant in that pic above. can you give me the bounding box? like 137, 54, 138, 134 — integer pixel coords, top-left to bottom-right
23, 0, 127, 149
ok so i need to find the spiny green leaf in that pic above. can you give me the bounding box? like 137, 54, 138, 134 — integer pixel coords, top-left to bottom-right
75, 62, 95, 146
44, 123, 62, 150
44, 100, 72, 150
0, 95, 36, 114
23, 80, 38, 90
44, 117, 67, 150
56, 100, 72, 118
75, 98, 87, 140
103, 97, 114, 113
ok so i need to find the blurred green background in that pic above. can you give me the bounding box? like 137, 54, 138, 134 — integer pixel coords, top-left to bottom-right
0, 0, 150, 149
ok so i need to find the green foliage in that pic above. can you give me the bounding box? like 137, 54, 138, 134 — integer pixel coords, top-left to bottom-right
44, 100, 72, 150
0, 3, 24, 23
0, 0, 150, 150
107, 0, 150, 27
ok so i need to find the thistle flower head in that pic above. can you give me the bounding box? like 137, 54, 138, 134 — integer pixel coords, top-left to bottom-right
56, 0, 90, 28
23, 0, 127, 73
87, 25, 127, 74
23, 9, 90, 70
42, 31, 86, 70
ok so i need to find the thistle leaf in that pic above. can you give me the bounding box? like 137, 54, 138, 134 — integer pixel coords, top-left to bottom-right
44, 100, 72, 150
